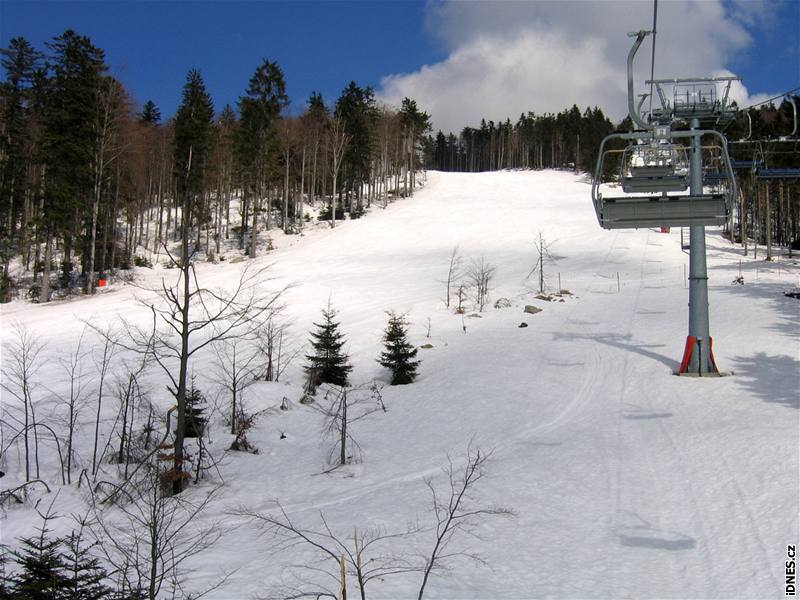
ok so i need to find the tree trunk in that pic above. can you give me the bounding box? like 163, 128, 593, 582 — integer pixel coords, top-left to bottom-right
40, 232, 52, 303
340, 389, 347, 466
765, 180, 773, 260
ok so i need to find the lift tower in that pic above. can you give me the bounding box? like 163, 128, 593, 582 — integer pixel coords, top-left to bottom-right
591, 30, 739, 375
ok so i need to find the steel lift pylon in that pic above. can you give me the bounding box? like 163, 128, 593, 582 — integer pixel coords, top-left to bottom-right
591, 30, 739, 376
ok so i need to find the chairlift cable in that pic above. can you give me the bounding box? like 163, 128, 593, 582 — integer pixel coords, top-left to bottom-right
648, 0, 658, 121
718, 85, 800, 136
736, 86, 800, 113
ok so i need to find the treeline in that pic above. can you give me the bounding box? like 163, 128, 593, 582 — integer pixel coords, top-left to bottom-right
424, 105, 615, 173
0, 30, 432, 303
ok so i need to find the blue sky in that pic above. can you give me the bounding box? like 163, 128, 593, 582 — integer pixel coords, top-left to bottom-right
1, 0, 798, 131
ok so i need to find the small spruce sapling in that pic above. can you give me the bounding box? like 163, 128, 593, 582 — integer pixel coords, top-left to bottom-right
304, 303, 352, 390
378, 312, 420, 385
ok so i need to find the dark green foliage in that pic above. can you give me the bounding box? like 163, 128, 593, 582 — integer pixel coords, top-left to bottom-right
184, 379, 207, 438
173, 69, 214, 201
0, 37, 42, 270
61, 530, 112, 600
132, 255, 152, 268
348, 204, 365, 219
317, 201, 345, 221
378, 312, 420, 385
40, 30, 106, 267
8, 520, 71, 599
137, 99, 160, 125
399, 97, 431, 136
334, 82, 376, 197
236, 58, 288, 180
0, 546, 12, 598
0, 274, 12, 303
426, 104, 614, 173
305, 304, 352, 388
5, 519, 113, 600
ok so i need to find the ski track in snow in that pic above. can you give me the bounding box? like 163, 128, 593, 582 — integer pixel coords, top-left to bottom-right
1, 170, 797, 599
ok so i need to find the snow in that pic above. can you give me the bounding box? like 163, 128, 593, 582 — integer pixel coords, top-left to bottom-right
1, 170, 798, 598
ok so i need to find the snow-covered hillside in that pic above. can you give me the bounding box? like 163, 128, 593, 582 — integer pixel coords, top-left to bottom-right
1, 170, 798, 598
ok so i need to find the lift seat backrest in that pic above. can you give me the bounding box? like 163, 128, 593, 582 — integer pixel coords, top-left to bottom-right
730, 160, 762, 169
622, 174, 688, 193
598, 193, 727, 229
755, 168, 800, 180
630, 165, 674, 177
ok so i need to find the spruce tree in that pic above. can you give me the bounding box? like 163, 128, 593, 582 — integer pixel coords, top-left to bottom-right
169, 68, 213, 496
0, 37, 42, 294
9, 518, 70, 600
184, 378, 207, 438
138, 99, 161, 125
0, 545, 12, 598
41, 30, 107, 292
236, 58, 288, 254
173, 68, 214, 208
334, 81, 376, 210
61, 529, 112, 600
305, 304, 352, 389
378, 312, 420, 385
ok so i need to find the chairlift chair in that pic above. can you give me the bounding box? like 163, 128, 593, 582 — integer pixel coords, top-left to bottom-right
755, 168, 800, 180
620, 142, 689, 193
592, 129, 736, 229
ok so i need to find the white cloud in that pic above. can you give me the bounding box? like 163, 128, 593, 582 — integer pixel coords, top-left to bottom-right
379, 0, 776, 132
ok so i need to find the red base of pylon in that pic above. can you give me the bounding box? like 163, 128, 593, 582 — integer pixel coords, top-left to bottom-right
678, 335, 719, 374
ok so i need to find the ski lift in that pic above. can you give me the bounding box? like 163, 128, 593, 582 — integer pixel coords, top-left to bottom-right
740, 111, 752, 142
592, 129, 736, 229
702, 144, 734, 185
754, 135, 800, 179
730, 159, 762, 170
756, 168, 800, 180
778, 95, 798, 141
620, 141, 689, 193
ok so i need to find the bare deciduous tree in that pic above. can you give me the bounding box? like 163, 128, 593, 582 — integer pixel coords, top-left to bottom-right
257, 315, 298, 384
1, 324, 45, 481
90, 330, 118, 476
466, 257, 496, 312
54, 327, 91, 484
233, 445, 512, 599
89, 464, 226, 600
442, 246, 462, 310
212, 337, 260, 435
236, 502, 418, 600
327, 116, 350, 229
99, 261, 285, 495
527, 232, 556, 294
417, 446, 513, 599
314, 383, 386, 467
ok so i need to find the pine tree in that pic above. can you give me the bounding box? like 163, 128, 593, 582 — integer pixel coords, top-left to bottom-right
378, 312, 420, 385
305, 304, 352, 389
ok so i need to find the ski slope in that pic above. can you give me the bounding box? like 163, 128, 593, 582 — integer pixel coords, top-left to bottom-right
1, 170, 798, 598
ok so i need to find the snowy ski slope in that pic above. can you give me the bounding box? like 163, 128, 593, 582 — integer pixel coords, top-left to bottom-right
1, 170, 798, 598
